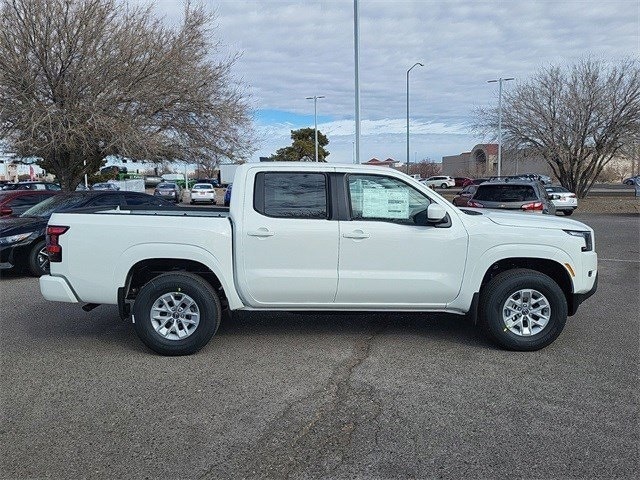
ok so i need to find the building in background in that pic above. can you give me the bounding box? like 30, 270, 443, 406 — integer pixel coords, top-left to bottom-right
442, 144, 553, 177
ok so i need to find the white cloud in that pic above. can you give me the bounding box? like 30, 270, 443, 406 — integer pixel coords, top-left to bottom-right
124, 1, 640, 161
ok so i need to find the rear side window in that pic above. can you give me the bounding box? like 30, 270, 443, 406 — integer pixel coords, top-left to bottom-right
254, 173, 327, 219
474, 185, 538, 202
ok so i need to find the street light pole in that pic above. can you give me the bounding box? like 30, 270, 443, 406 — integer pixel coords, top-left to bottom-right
487, 77, 514, 176
406, 62, 424, 175
354, 0, 361, 163
306, 95, 325, 162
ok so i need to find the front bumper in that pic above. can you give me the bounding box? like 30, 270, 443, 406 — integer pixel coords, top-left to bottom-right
40, 275, 79, 303
0, 241, 32, 269
569, 273, 598, 316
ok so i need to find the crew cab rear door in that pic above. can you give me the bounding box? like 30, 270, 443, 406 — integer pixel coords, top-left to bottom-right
235, 169, 339, 306
335, 173, 468, 307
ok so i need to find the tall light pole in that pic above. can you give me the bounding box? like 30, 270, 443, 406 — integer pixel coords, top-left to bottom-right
406, 62, 424, 174
306, 95, 325, 162
353, 0, 361, 163
487, 77, 514, 176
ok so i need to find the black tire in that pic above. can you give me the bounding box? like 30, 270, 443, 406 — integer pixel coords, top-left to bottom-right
479, 268, 567, 351
27, 239, 49, 277
563, 209, 574, 216
440, 183, 448, 189
132, 272, 221, 355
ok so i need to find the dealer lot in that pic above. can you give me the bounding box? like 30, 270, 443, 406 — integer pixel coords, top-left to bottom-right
1, 214, 638, 479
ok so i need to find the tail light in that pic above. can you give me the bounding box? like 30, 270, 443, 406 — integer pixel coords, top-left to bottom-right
46, 225, 69, 263
522, 202, 544, 211
467, 201, 484, 208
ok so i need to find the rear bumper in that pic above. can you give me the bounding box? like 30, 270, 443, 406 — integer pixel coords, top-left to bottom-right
569, 273, 598, 316
40, 275, 79, 303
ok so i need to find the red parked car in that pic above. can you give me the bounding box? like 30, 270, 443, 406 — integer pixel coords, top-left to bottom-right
452, 184, 478, 207
0, 190, 59, 217
462, 177, 490, 187
454, 177, 472, 187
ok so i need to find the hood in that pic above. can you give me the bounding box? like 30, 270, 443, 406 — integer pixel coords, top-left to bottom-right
0, 216, 47, 236
467, 208, 591, 231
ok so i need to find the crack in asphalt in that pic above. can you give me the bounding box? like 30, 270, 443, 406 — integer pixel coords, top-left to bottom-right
200, 323, 385, 480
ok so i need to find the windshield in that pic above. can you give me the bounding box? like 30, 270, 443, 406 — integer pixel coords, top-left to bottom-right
193, 184, 213, 189
157, 183, 176, 189
20, 194, 86, 217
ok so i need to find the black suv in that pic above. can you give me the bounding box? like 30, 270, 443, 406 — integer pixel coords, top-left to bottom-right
466, 179, 556, 215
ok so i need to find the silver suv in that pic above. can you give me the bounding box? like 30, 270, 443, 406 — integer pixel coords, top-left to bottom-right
466, 180, 556, 215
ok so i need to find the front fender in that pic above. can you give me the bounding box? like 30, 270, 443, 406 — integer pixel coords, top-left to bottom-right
447, 243, 577, 313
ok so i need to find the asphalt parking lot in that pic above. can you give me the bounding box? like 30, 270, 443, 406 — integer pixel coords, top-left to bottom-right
1, 213, 638, 479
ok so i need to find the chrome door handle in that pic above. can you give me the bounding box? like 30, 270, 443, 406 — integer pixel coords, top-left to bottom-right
247, 228, 275, 237
343, 230, 370, 239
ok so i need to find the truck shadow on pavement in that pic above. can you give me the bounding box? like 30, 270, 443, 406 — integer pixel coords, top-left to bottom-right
26, 304, 495, 353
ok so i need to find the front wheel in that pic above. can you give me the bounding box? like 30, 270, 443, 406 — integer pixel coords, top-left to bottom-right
563, 209, 574, 216
440, 183, 448, 189
479, 269, 567, 351
27, 240, 49, 277
132, 272, 221, 355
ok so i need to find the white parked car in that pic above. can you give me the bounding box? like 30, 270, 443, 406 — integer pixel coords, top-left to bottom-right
421, 176, 455, 189
545, 186, 578, 216
190, 183, 216, 204
40, 163, 597, 355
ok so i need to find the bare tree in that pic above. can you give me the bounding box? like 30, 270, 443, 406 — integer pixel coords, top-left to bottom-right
395, 158, 441, 179
0, 0, 254, 190
475, 59, 640, 197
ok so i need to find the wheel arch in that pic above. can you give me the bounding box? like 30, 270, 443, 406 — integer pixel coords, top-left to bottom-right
114, 243, 243, 312
479, 257, 574, 314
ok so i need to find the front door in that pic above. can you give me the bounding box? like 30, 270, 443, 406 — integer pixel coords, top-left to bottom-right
336, 173, 468, 307
238, 170, 339, 306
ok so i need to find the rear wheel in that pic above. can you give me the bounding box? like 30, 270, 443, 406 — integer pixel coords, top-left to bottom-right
563, 209, 574, 216
27, 240, 49, 277
440, 183, 448, 189
479, 269, 567, 351
132, 272, 221, 355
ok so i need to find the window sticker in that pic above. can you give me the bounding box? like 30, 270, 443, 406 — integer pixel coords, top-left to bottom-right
362, 187, 409, 219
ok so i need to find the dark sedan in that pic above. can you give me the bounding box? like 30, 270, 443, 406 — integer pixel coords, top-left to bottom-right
0, 190, 59, 217
0, 191, 173, 276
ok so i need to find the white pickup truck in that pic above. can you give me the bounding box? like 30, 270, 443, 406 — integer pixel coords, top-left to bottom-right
40, 163, 597, 355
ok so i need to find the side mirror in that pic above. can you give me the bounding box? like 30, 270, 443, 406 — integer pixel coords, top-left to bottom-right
427, 203, 447, 223
413, 203, 449, 226
0, 207, 13, 216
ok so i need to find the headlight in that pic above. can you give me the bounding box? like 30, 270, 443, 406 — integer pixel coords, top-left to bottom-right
0, 232, 34, 245
564, 230, 592, 252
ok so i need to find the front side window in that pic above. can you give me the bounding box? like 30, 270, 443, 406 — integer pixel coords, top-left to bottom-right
348, 174, 431, 224
255, 173, 327, 219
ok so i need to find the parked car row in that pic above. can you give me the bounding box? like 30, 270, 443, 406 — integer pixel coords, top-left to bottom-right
1, 181, 61, 191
